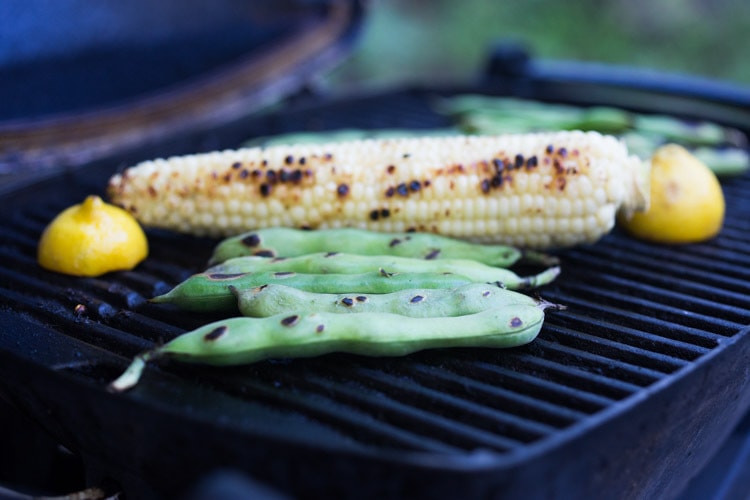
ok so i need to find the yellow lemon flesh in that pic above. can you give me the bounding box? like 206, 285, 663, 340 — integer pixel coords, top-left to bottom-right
38, 195, 148, 277
619, 144, 725, 244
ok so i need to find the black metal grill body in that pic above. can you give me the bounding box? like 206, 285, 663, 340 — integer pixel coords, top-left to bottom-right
1, 68, 750, 499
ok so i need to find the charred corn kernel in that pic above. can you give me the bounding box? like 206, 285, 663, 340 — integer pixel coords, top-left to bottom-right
107, 131, 649, 249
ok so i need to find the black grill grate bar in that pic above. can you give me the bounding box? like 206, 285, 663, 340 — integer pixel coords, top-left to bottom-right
705, 233, 750, 255
544, 312, 702, 368
320, 362, 560, 443
541, 291, 720, 351
0, 287, 153, 356
584, 273, 749, 327
0, 259, 149, 320
562, 246, 750, 311
712, 224, 750, 246
538, 323, 686, 376
594, 238, 750, 287
529, 338, 663, 387
500, 350, 639, 400
553, 273, 744, 334
553, 280, 743, 338
132, 365, 468, 455
242, 364, 525, 452
403, 362, 589, 427
450, 359, 616, 413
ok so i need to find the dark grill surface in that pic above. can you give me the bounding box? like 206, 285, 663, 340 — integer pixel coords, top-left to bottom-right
1, 88, 749, 499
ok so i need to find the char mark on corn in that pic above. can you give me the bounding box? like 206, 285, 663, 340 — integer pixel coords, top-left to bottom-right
106, 131, 649, 249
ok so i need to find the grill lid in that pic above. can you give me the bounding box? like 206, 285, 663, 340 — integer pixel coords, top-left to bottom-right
0, 0, 364, 174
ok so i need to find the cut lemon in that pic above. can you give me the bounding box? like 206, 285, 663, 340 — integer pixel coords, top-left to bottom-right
619, 144, 725, 244
38, 195, 148, 276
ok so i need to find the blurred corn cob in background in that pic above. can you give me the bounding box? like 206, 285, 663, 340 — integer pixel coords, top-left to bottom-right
107, 131, 649, 249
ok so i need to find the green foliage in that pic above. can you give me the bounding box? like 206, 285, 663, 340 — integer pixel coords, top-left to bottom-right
329, 0, 750, 88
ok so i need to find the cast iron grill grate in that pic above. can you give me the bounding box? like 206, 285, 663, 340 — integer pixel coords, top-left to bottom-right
1, 88, 749, 498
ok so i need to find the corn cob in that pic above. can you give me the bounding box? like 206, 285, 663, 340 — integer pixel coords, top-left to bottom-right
107, 131, 649, 248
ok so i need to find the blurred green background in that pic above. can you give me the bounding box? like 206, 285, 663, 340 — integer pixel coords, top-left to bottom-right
330, 0, 750, 89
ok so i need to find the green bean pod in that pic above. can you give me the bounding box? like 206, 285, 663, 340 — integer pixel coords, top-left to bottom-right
207, 227, 557, 267
109, 303, 548, 392
233, 283, 545, 318
208, 252, 559, 289
150, 270, 480, 313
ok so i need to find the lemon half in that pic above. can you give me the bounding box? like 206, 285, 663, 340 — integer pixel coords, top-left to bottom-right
619, 144, 725, 244
38, 195, 148, 276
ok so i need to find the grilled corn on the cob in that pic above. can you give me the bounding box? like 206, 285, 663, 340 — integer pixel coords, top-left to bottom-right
107, 131, 649, 248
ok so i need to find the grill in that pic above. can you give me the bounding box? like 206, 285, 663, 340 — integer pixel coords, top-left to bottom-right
1, 50, 750, 499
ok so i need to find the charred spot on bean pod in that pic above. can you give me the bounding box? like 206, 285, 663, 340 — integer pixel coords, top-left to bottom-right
341, 297, 354, 307
316, 324, 325, 334
281, 315, 300, 326
204, 325, 227, 341
273, 271, 296, 277
425, 249, 440, 260
482, 291, 491, 297
389, 238, 402, 247
510, 317, 523, 328
241, 234, 261, 247
253, 250, 275, 257
207, 272, 246, 280
271, 257, 287, 262
337, 184, 349, 197
324, 252, 339, 257
356, 296, 367, 302
410, 295, 424, 303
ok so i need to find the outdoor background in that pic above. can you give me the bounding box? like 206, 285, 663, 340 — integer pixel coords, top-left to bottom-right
329, 0, 750, 89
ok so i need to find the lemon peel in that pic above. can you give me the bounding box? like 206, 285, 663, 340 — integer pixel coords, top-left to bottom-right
38, 195, 148, 276
618, 144, 725, 244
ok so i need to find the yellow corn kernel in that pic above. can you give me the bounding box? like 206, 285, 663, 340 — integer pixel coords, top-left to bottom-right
107, 131, 650, 249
